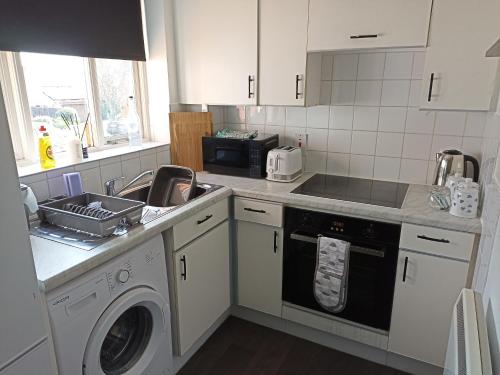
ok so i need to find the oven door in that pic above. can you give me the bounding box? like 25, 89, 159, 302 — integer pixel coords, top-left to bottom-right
282, 231, 398, 331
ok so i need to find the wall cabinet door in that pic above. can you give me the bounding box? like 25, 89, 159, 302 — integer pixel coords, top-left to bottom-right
388, 250, 468, 367
175, 0, 258, 105
237, 221, 283, 317
174, 221, 230, 355
420, 0, 500, 110
308, 0, 432, 51
259, 0, 308, 106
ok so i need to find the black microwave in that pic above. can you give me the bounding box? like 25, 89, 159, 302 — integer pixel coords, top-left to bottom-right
202, 134, 279, 178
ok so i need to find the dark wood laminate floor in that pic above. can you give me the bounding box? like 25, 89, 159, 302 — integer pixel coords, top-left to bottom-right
178, 317, 409, 375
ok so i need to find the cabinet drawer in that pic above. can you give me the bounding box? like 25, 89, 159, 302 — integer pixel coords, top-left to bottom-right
234, 197, 283, 227
173, 199, 228, 250
400, 223, 475, 261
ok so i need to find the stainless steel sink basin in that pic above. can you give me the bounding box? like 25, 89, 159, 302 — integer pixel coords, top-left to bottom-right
117, 182, 221, 205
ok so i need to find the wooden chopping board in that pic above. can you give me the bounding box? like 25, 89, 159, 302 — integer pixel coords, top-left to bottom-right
169, 112, 213, 171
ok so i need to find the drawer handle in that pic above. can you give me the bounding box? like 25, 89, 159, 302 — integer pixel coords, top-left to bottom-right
244, 207, 266, 214
350, 34, 378, 39
417, 235, 450, 244
196, 214, 213, 225
180, 255, 187, 280
273, 231, 278, 253
403, 257, 409, 282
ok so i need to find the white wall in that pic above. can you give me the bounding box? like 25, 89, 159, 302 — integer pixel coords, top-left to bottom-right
215, 49, 486, 185
475, 60, 500, 374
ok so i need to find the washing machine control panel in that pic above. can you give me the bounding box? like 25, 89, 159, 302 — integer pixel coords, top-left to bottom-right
106, 261, 133, 292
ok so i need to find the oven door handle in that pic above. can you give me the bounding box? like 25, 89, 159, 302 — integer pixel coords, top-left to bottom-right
290, 232, 385, 258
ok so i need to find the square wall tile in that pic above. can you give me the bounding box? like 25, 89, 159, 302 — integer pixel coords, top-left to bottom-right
383, 52, 413, 79
462, 137, 483, 160
319, 81, 332, 105
402, 134, 433, 160
412, 52, 425, 80
307, 128, 329, 151
355, 80, 382, 106
265, 125, 285, 143
29, 180, 50, 201
266, 106, 286, 126
376, 132, 404, 158
224, 106, 246, 124
381, 80, 411, 107
328, 130, 352, 153
464, 112, 487, 137
209, 106, 224, 124
284, 126, 305, 147
349, 154, 374, 179
48, 176, 66, 197
333, 54, 358, 80
434, 111, 467, 136
357, 53, 386, 80
327, 153, 350, 176
100, 162, 123, 191
399, 159, 429, 184
331, 81, 356, 105
408, 80, 422, 107
307, 106, 330, 129
305, 151, 327, 173
157, 150, 171, 166
405, 108, 435, 134
121, 157, 141, 184
246, 106, 266, 125
247, 124, 265, 134
321, 54, 334, 80
140, 153, 158, 172
351, 131, 377, 155
374, 157, 401, 181
431, 135, 463, 158
329, 106, 354, 130
80, 168, 103, 194
286, 107, 307, 127
378, 107, 407, 132
353, 107, 379, 131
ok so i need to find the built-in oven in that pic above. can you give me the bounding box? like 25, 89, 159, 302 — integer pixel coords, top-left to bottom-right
283, 207, 401, 331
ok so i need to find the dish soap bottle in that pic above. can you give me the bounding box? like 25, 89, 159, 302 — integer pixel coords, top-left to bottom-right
38, 125, 56, 169
126, 96, 142, 147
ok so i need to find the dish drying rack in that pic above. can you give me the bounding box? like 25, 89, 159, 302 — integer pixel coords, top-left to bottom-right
38, 193, 145, 237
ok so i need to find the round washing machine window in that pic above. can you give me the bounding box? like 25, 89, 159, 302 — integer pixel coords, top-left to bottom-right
83, 288, 167, 375
100, 306, 153, 374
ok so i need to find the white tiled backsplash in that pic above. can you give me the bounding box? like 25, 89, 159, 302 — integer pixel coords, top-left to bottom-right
213, 49, 487, 185
19, 145, 171, 201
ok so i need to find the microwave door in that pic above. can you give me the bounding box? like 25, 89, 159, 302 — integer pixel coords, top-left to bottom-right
214, 147, 249, 167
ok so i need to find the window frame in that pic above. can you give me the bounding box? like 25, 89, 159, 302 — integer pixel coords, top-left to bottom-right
0, 51, 150, 162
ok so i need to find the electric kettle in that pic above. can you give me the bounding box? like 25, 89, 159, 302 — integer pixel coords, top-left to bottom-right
433, 149, 480, 186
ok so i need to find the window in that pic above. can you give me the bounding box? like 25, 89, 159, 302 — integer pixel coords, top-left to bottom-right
0, 51, 149, 162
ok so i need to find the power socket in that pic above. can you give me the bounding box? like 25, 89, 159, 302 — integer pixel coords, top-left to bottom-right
295, 133, 308, 149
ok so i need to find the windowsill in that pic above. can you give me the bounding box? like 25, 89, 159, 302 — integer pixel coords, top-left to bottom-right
17, 141, 170, 178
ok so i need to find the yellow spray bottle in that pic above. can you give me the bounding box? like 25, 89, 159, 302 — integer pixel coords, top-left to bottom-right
38, 125, 56, 169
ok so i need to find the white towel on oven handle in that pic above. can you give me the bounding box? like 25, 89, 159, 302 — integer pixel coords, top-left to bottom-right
313, 235, 350, 313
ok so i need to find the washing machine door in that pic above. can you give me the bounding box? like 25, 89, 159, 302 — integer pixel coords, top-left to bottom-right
83, 287, 168, 375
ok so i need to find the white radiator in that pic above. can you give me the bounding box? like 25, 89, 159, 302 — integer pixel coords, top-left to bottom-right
444, 289, 492, 375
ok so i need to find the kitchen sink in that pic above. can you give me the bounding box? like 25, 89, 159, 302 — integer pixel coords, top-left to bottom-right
117, 182, 221, 205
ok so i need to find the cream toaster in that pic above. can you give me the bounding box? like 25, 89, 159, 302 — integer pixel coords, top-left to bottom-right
266, 146, 303, 182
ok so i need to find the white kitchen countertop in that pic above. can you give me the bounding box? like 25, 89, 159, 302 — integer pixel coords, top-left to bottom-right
32, 172, 481, 293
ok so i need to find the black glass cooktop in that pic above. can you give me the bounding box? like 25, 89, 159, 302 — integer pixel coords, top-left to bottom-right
291, 174, 409, 209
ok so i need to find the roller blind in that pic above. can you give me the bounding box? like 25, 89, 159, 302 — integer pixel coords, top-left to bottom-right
0, 0, 146, 61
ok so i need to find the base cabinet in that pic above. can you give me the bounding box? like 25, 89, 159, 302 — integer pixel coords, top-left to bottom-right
388, 249, 468, 367
237, 221, 283, 317
174, 221, 230, 355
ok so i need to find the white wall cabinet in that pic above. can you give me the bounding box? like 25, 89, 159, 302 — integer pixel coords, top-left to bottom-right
259, 0, 309, 106
420, 0, 500, 111
174, 0, 258, 105
236, 221, 283, 317
307, 0, 432, 51
173, 221, 230, 355
388, 249, 468, 367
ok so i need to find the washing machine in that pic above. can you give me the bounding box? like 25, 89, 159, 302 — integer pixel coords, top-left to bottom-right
47, 235, 173, 375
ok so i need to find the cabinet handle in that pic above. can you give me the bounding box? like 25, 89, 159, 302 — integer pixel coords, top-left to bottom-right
273, 231, 278, 253
295, 74, 303, 100
403, 256, 409, 282
248, 75, 255, 99
350, 34, 378, 39
244, 207, 266, 214
427, 73, 435, 102
180, 255, 187, 280
196, 214, 213, 225
417, 234, 450, 244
